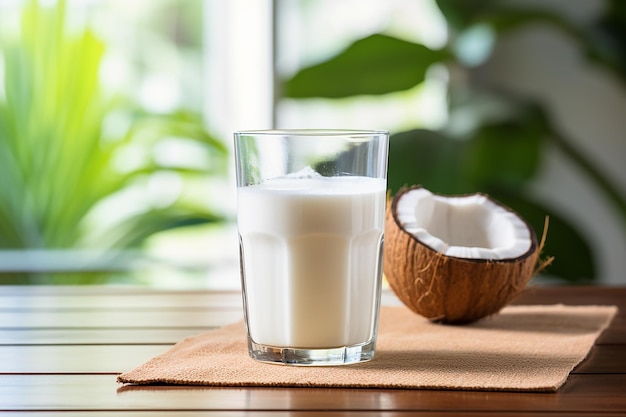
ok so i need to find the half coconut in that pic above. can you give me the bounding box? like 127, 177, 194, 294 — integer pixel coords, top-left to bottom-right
384, 186, 539, 324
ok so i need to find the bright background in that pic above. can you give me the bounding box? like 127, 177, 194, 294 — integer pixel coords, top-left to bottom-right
0, 0, 625, 287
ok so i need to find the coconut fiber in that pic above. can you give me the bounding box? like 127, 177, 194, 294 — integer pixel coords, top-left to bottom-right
117, 304, 617, 392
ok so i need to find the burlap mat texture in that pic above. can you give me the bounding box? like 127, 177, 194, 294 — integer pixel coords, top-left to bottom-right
117, 304, 617, 392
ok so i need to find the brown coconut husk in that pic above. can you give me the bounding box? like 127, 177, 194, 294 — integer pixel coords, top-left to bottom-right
383, 186, 541, 324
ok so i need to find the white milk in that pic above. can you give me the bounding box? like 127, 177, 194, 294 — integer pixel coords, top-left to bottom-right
237, 176, 386, 349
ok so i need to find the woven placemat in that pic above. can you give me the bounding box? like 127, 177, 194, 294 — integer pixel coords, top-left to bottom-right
117, 304, 617, 392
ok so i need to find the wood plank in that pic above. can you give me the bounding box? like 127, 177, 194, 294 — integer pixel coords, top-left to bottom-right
1, 413, 624, 417
0, 374, 625, 412
4, 284, 623, 302
2, 285, 623, 311
0, 303, 620, 344
0, 288, 401, 310
0, 328, 210, 345
0, 285, 240, 296
114, 374, 626, 413
514, 286, 626, 312
0, 290, 397, 329
2, 287, 619, 330
0, 287, 623, 414
0, 343, 621, 375
573, 345, 626, 373
0, 345, 171, 374
0, 309, 243, 329
0, 291, 243, 310
596, 316, 626, 344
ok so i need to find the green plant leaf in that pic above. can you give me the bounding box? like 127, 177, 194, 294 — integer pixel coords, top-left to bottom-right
283, 34, 450, 98
588, 0, 626, 85
437, 0, 581, 35
388, 129, 473, 195
435, 0, 497, 32
465, 119, 543, 189
0, 0, 229, 269
438, 0, 626, 85
104, 206, 225, 249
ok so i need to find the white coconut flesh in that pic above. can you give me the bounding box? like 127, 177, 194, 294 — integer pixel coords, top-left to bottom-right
396, 188, 532, 260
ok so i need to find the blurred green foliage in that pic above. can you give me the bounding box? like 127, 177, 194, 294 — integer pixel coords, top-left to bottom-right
0, 0, 228, 284
282, 0, 626, 283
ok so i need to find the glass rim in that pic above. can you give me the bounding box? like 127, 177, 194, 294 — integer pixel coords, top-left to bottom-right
234, 129, 389, 137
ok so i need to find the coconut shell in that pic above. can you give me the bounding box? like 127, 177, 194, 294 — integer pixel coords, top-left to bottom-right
384, 186, 539, 324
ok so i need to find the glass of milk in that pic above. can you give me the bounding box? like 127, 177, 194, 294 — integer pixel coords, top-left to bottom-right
234, 129, 389, 366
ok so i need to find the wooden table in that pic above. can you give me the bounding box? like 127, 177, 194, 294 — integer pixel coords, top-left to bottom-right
1, 285, 624, 416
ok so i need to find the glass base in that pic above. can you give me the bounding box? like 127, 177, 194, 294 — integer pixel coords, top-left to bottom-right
247, 339, 376, 366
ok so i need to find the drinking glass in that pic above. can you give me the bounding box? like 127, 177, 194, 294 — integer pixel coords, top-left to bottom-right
234, 129, 389, 365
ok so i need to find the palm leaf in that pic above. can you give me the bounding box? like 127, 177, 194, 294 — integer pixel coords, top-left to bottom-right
0, 1, 228, 283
